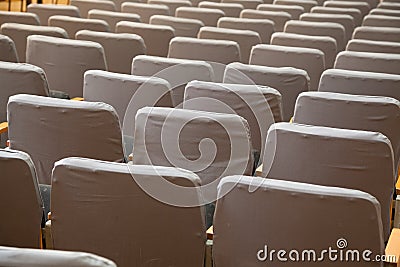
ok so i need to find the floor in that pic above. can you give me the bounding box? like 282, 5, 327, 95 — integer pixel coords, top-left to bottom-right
0, 0, 68, 12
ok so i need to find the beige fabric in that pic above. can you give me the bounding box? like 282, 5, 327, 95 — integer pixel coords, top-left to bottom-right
150, 15, 203, 37
1, 23, 67, 62
261, 122, 392, 240
347, 39, 400, 53
131, 55, 213, 106
273, 0, 317, 11
48, 15, 110, 38
168, 36, 240, 82
217, 17, 273, 43
70, 0, 116, 18
284, 20, 346, 51
370, 8, 400, 17
133, 107, 253, 201
352, 26, 400, 42
271, 32, 337, 68
0, 246, 117, 267
378, 1, 400, 10
0, 11, 39, 26
293, 91, 400, 180
0, 149, 42, 248
300, 12, 355, 40
88, 9, 141, 32
324, 0, 371, 16
363, 14, 400, 28
240, 9, 291, 31
257, 3, 305, 19
121, 2, 170, 23
52, 158, 205, 267
116, 21, 174, 56
199, 2, 243, 17
175, 7, 225, 26
221, 0, 262, 9
250, 44, 324, 91
26, 35, 107, 98
332, 0, 378, 8
27, 4, 80, 26
335, 50, 400, 75
0, 61, 49, 123
214, 175, 384, 266
149, 0, 192, 15
198, 26, 261, 63
319, 68, 400, 101
84, 69, 172, 153
224, 62, 309, 121
183, 81, 282, 158
76, 30, 145, 74
311, 6, 362, 26
7, 94, 124, 184
0, 34, 18, 62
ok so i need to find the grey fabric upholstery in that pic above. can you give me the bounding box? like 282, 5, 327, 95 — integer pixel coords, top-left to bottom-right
0, 34, 18, 62
27, 4, 81, 26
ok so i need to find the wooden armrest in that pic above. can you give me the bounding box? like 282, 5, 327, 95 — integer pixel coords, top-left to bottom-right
71, 97, 84, 101
255, 164, 263, 177
128, 153, 133, 162
396, 178, 400, 195
385, 228, 400, 265
207, 226, 213, 240
289, 117, 293, 123
0, 122, 8, 135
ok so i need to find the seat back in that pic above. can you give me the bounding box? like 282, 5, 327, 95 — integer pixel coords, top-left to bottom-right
240, 9, 291, 31
223, 62, 309, 121
27, 4, 80, 26
0, 246, 116, 267
284, 20, 346, 50
168, 37, 240, 82
52, 158, 205, 267
370, 8, 400, 17
300, 12, 355, 40
121, 2, 170, 23
352, 26, 400, 42
133, 107, 253, 201
217, 17, 274, 43
70, 0, 117, 17
7, 94, 124, 184
378, 1, 400, 10
1, 23, 68, 62
273, 0, 318, 11
346, 39, 400, 54
221, 0, 262, 9
131, 55, 213, 107
26, 35, 107, 98
150, 15, 204, 37
0, 34, 18, 62
0, 149, 42, 248
271, 32, 337, 68
293, 91, 400, 176
0, 61, 49, 123
116, 21, 174, 57
198, 26, 261, 63
0, 11, 39, 26
257, 4, 305, 19
335, 51, 400, 75
323, 0, 371, 16
76, 30, 146, 74
363, 14, 400, 28
83, 70, 172, 153
213, 175, 384, 266
199, 2, 243, 17
311, 6, 362, 26
250, 44, 324, 91
149, 0, 192, 15
319, 69, 400, 101
262, 122, 394, 240
183, 81, 282, 160
175, 7, 225, 26
48, 15, 110, 38
88, 9, 141, 32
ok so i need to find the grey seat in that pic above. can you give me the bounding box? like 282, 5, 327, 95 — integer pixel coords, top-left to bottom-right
48, 15, 110, 38
352, 26, 400, 42
88, 9, 141, 32
0, 11, 40, 26
27, 4, 81, 26
70, 0, 117, 18
0, 34, 18, 62
346, 39, 400, 54
150, 15, 204, 38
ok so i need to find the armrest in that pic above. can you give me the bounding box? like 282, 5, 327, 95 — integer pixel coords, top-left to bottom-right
44, 220, 53, 249
396, 178, 400, 195
385, 228, 400, 266
207, 225, 213, 240
71, 97, 84, 101
255, 164, 263, 177
0, 122, 8, 135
